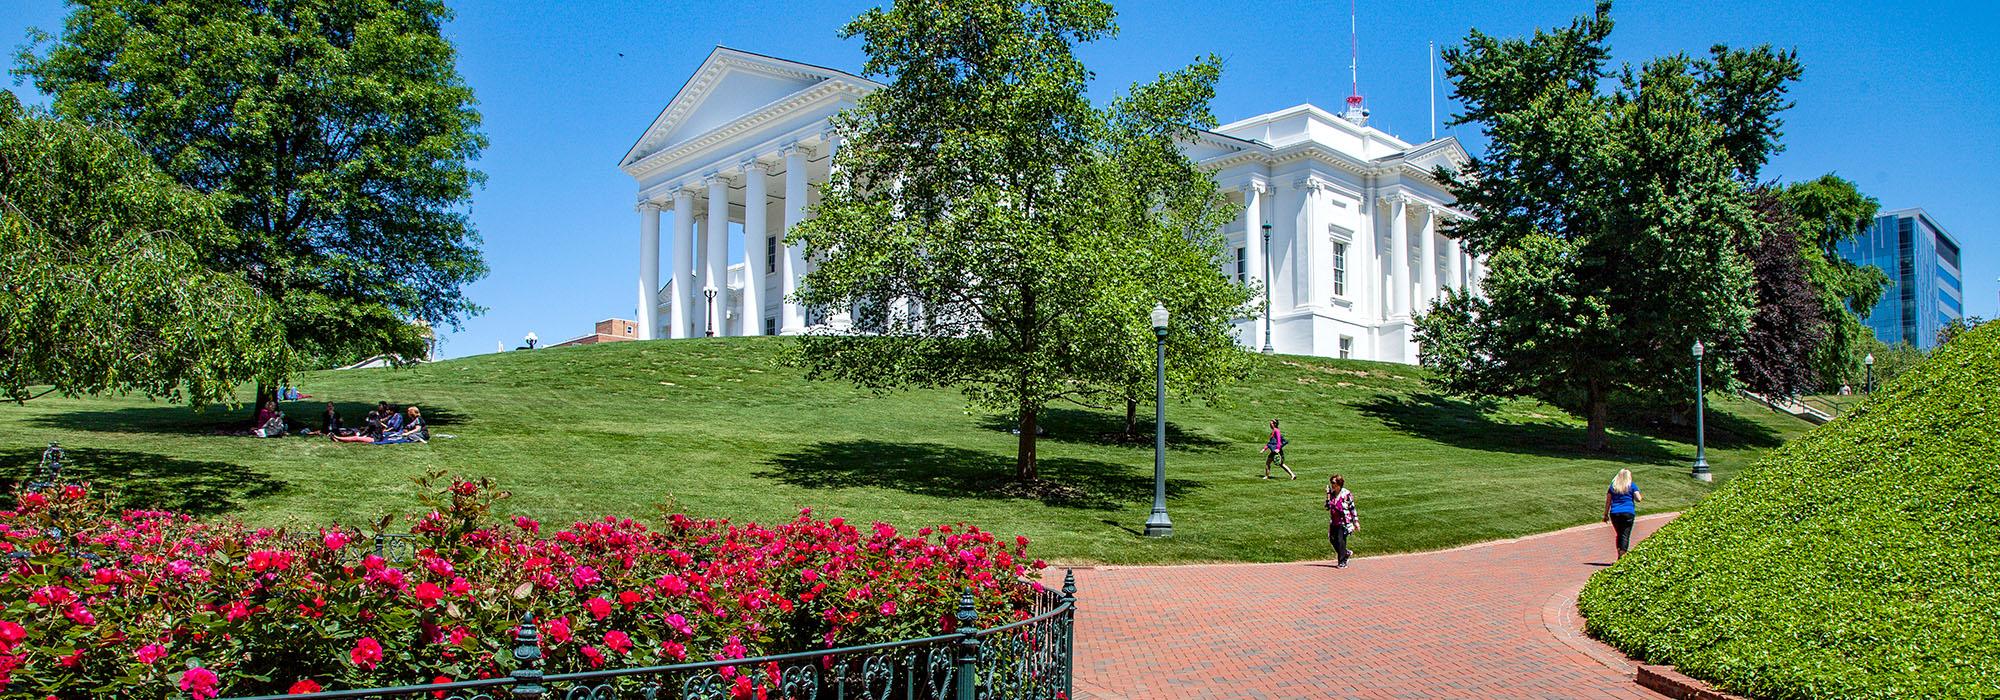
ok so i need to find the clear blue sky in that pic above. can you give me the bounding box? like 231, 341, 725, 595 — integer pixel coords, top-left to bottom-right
8, 0, 1997, 357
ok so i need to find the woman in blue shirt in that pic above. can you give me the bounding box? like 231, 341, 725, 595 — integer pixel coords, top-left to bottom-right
1603, 469, 1643, 559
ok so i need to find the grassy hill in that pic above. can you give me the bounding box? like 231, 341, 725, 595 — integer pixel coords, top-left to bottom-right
1579, 324, 2000, 699
0, 337, 1808, 564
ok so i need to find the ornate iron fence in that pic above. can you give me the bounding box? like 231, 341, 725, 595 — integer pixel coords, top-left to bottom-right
221, 572, 1076, 700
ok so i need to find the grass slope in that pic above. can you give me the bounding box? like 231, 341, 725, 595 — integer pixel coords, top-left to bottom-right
1579, 324, 2000, 699
0, 338, 1806, 564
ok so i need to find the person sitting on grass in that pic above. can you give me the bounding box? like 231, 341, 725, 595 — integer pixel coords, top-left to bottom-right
250, 400, 286, 438
363, 402, 392, 438
314, 402, 342, 436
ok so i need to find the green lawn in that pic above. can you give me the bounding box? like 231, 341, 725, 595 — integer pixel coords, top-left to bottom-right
0, 338, 1809, 564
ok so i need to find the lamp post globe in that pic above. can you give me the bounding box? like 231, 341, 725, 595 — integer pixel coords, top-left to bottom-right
1260, 223, 1274, 355
1144, 303, 1174, 537
1864, 352, 1875, 394
524, 332, 538, 350
1690, 339, 1711, 481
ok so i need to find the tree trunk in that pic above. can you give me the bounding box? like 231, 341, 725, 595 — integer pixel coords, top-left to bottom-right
1124, 398, 1138, 441
1016, 403, 1039, 481
1585, 376, 1609, 452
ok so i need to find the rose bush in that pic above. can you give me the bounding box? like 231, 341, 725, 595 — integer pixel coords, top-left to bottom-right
0, 474, 1045, 698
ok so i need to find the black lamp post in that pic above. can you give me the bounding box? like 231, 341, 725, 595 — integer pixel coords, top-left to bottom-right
1260, 223, 1274, 355
1143, 303, 1174, 538
1691, 339, 1711, 482
524, 332, 538, 350
1863, 352, 1875, 394
703, 287, 718, 337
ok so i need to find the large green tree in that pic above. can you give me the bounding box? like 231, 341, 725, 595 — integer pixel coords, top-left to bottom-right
1, 92, 287, 406
1417, 2, 1798, 450
791, 0, 1250, 480
15, 0, 488, 377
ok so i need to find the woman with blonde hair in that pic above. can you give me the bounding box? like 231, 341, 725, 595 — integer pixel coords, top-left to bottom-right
1603, 468, 1643, 558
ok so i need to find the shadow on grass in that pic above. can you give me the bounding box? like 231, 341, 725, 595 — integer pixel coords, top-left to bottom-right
975, 408, 1229, 452
1605, 401, 1786, 451
27, 401, 466, 436
0, 447, 286, 516
759, 440, 1202, 510
1355, 393, 1680, 465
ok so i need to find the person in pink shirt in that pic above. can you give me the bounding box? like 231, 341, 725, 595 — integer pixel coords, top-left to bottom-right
1326, 474, 1360, 568
1262, 419, 1296, 480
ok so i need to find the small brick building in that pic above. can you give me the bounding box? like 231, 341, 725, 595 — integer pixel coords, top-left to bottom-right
548, 319, 640, 348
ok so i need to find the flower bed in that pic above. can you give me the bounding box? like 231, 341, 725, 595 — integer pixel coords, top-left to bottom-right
0, 474, 1045, 698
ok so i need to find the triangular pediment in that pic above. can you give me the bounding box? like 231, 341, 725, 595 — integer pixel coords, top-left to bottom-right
1391, 137, 1470, 173
621, 47, 877, 169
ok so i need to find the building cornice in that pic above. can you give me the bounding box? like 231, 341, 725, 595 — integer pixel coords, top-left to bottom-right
623, 80, 866, 181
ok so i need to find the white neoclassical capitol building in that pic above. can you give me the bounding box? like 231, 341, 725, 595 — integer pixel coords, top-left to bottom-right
619, 47, 1482, 363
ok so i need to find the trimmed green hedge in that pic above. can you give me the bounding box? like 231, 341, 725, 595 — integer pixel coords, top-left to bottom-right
1578, 323, 1999, 700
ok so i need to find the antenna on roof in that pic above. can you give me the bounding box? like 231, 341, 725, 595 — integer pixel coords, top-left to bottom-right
1429, 40, 1437, 140
1341, 0, 1370, 126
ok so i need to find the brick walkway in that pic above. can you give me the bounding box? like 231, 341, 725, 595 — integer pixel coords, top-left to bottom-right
1070, 515, 1674, 699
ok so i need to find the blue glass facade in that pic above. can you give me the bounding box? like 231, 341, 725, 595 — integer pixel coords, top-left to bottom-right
1834, 208, 1964, 350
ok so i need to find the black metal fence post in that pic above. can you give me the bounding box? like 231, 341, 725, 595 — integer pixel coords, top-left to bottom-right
509, 613, 545, 699
1059, 570, 1077, 700
952, 592, 981, 700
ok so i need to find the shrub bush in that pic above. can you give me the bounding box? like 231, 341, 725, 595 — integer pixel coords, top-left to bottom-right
0, 473, 1045, 698
1578, 322, 2000, 698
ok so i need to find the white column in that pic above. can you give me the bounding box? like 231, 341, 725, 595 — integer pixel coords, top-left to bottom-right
669, 188, 695, 339
779, 144, 809, 335
1418, 205, 1438, 308
821, 133, 851, 331
636, 202, 661, 340
704, 174, 730, 337
1389, 196, 1410, 317
1243, 182, 1266, 349
741, 160, 768, 336
1446, 232, 1465, 294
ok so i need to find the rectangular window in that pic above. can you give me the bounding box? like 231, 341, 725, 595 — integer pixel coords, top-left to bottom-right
1338, 336, 1353, 359
765, 236, 779, 274
1331, 243, 1348, 297
764, 317, 777, 336
1234, 247, 1247, 284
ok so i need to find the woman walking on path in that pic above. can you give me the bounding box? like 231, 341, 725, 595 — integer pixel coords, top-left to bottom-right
1603, 469, 1643, 559
1326, 474, 1359, 568
1262, 419, 1296, 480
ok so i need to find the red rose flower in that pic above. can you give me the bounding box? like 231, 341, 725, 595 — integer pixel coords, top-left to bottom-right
288, 679, 323, 695
350, 637, 384, 670
179, 666, 220, 700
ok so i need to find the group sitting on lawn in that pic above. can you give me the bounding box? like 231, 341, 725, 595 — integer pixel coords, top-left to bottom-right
326, 401, 429, 444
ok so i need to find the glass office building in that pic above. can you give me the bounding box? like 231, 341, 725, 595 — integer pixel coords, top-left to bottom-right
1834, 208, 1964, 350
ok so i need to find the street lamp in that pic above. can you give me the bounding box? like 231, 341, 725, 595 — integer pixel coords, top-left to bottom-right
1144, 303, 1174, 538
1690, 340, 1710, 482
703, 287, 718, 337
524, 332, 538, 350
1863, 352, 1875, 394
1260, 223, 1274, 355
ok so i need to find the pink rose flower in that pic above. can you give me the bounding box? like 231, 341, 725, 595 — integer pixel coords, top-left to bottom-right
179, 666, 220, 700
350, 637, 384, 670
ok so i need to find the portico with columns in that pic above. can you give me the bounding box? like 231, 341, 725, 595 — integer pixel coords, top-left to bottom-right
623, 48, 1482, 363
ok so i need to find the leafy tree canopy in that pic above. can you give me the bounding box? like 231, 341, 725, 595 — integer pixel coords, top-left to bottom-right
1418, 1, 1798, 450
0, 92, 288, 405
15, 0, 488, 370
791, 0, 1251, 479
1779, 174, 1889, 388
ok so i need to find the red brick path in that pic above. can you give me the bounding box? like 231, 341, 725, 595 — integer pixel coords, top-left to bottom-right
1070, 515, 1674, 699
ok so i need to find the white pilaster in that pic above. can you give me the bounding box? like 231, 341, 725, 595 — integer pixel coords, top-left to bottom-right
704, 174, 731, 337
1243, 182, 1266, 350
1446, 233, 1465, 294
741, 160, 769, 336
636, 202, 662, 340
669, 188, 696, 339
1418, 205, 1438, 309
779, 144, 809, 335
1389, 196, 1410, 318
